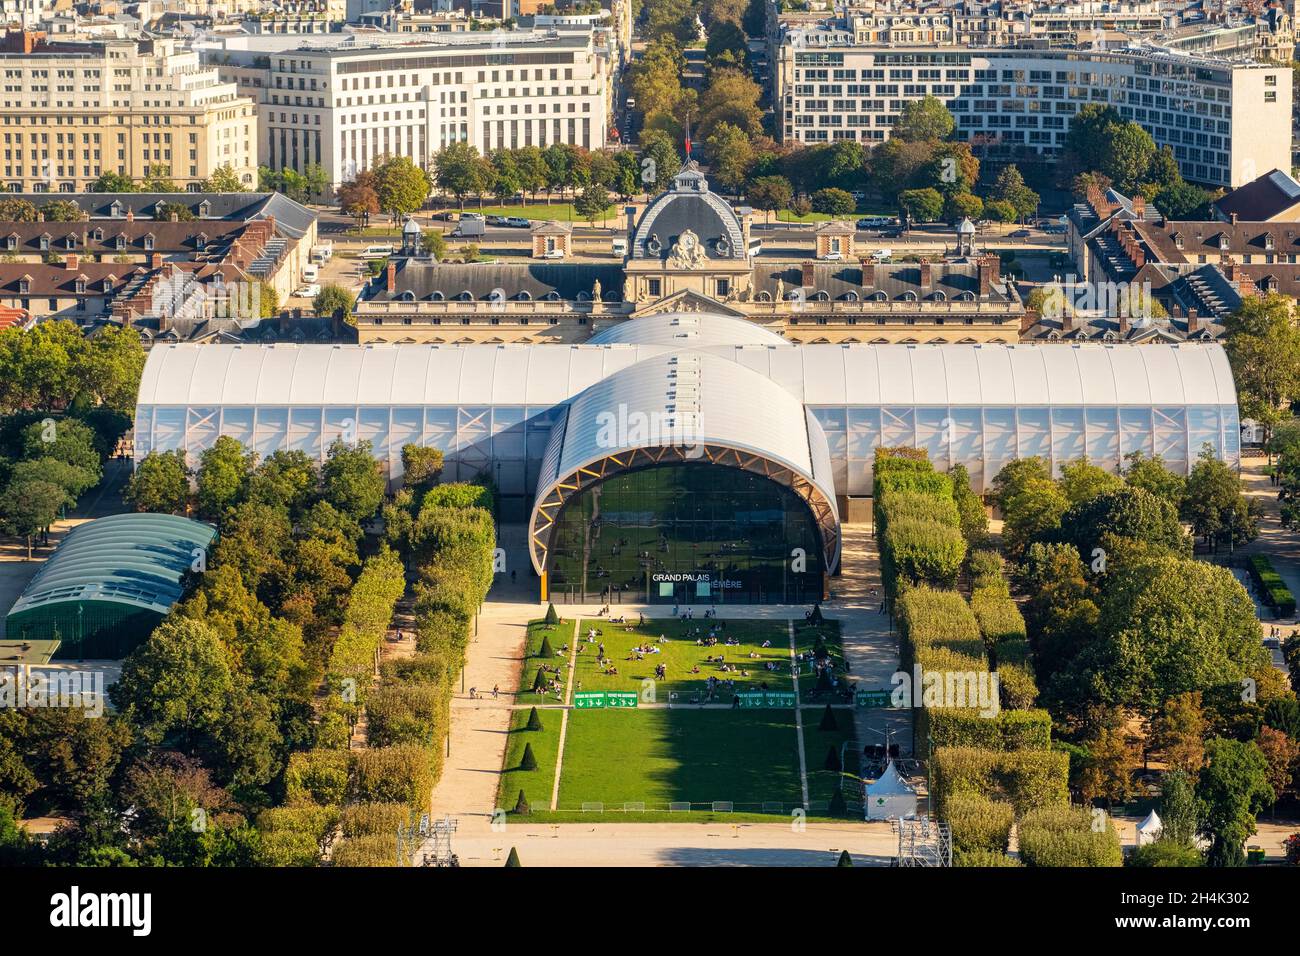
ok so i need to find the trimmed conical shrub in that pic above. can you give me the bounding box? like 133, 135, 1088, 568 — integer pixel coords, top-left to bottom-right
825, 744, 841, 771
505, 847, 521, 867
829, 787, 848, 816
836, 849, 853, 867
539, 635, 554, 658
810, 604, 824, 626
819, 703, 838, 731
514, 789, 530, 814
544, 603, 559, 625
532, 667, 547, 693
526, 706, 543, 731
520, 742, 538, 771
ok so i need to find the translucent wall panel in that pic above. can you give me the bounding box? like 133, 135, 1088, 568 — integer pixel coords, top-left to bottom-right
810, 407, 848, 491
983, 408, 1017, 490
1086, 408, 1120, 472
324, 407, 358, 449
187, 407, 219, 459
253, 407, 287, 460
1016, 407, 1051, 461
1119, 408, 1153, 460
357, 408, 390, 475
846, 408, 881, 496
1051, 407, 1085, 475
1154, 407, 1188, 472
1221, 404, 1241, 465
491, 405, 527, 496
152, 407, 185, 453
134, 408, 153, 457
390, 407, 423, 474
916, 408, 950, 467
1187, 406, 1220, 461
882, 407, 914, 447
221, 407, 254, 452
288, 407, 322, 458
425, 408, 456, 454
949, 408, 983, 489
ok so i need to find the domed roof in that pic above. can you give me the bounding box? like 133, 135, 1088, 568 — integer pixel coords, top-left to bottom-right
957, 217, 977, 234
588, 312, 789, 348
632, 162, 747, 263
402, 215, 422, 235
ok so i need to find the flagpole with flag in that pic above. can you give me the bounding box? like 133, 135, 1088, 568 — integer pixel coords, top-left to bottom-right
684, 113, 692, 160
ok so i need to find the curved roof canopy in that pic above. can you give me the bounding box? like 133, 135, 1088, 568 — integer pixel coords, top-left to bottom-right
7, 514, 217, 620
527, 350, 841, 576
137, 336, 1237, 410
587, 312, 790, 348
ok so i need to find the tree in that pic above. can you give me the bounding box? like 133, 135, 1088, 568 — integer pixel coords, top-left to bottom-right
38, 200, 82, 222
337, 172, 380, 229
140, 164, 177, 192
196, 435, 256, 520
638, 130, 682, 194
1150, 692, 1206, 775
1078, 710, 1137, 806
983, 198, 1017, 223
1154, 180, 1214, 220
313, 285, 354, 323
1257, 725, 1299, 805
0, 479, 66, 558
992, 458, 1067, 559
897, 187, 943, 225
811, 188, 856, 217
1122, 451, 1186, 508
696, 68, 763, 141
247, 449, 317, 518
1070, 171, 1113, 200
526, 707, 543, 732
110, 617, 237, 747
895, 96, 955, 143
155, 202, 195, 222
321, 439, 385, 523
1057, 486, 1189, 561
0, 197, 37, 221
1196, 738, 1274, 867
1224, 293, 1300, 443
704, 122, 754, 194
89, 171, 137, 193
8, 457, 95, 505
575, 183, 612, 227
992, 165, 1039, 221
373, 154, 431, 220
21, 417, 102, 479
1159, 768, 1199, 847
1100, 122, 1157, 192
1058, 458, 1124, 506
746, 175, 793, 222
204, 164, 244, 193
1182, 443, 1258, 548
943, 192, 983, 223
126, 449, 190, 514
505, 846, 522, 865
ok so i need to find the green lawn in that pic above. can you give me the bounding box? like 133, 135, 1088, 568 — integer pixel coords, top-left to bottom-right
555, 709, 803, 810
513, 618, 574, 706
571, 617, 792, 702
496, 703, 562, 815
805, 703, 860, 816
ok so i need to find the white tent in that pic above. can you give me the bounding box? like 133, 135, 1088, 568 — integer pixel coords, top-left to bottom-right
864, 761, 918, 821
1136, 810, 1163, 846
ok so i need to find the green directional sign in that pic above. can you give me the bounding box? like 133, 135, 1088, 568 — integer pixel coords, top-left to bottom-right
737, 691, 797, 708
573, 692, 605, 709
856, 689, 892, 708
606, 692, 638, 708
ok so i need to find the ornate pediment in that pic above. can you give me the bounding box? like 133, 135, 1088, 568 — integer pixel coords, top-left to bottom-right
666, 229, 709, 270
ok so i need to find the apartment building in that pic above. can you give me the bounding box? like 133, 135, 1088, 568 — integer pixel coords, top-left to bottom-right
0, 31, 257, 193
775, 34, 1291, 187
202, 29, 610, 188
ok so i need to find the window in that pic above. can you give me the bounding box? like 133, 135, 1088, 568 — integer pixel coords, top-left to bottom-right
647, 279, 661, 297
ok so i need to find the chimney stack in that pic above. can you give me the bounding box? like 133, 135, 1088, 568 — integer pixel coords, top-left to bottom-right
386, 259, 397, 291
1119, 313, 1130, 336
801, 261, 816, 289
65, 253, 79, 271
918, 259, 931, 288
860, 259, 874, 288
126, 209, 134, 222
1187, 308, 1199, 335
977, 255, 999, 295
1132, 195, 1145, 217
150, 252, 162, 270
1230, 212, 1238, 225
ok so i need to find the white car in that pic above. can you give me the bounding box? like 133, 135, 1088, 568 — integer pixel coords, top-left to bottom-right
358, 244, 393, 259
820, 251, 844, 261
294, 284, 320, 299
541, 249, 566, 260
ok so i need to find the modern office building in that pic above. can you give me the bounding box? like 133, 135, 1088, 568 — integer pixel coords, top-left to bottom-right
199, 28, 610, 188
133, 313, 1240, 603
774, 34, 1291, 187
0, 31, 258, 193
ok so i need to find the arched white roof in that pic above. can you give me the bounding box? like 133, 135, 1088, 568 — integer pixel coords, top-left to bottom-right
138, 342, 1236, 411
527, 351, 840, 576
587, 312, 790, 348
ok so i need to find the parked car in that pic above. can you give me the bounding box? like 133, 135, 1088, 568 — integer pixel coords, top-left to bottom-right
541, 248, 566, 260
1009, 229, 1032, 238
820, 251, 844, 262
486, 215, 508, 226
294, 283, 321, 299
503, 217, 530, 228
358, 244, 393, 259
879, 228, 903, 239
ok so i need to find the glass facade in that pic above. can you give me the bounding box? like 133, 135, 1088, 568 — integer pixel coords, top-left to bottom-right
816, 402, 1241, 496
546, 463, 825, 605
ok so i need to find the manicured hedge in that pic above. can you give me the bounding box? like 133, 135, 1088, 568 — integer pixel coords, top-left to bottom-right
1017, 805, 1123, 867
340, 802, 412, 839
884, 518, 967, 590
945, 792, 1014, 854
970, 586, 1027, 648
876, 487, 960, 538
366, 683, 449, 748
331, 833, 402, 867
351, 744, 436, 811
257, 804, 340, 866
326, 547, 407, 701
420, 481, 495, 512
930, 746, 1070, 817
998, 662, 1040, 710
897, 585, 983, 668
1248, 554, 1296, 616
966, 550, 1006, 593
285, 749, 352, 806
922, 708, 1052, 752
954, 848, 1023, 867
